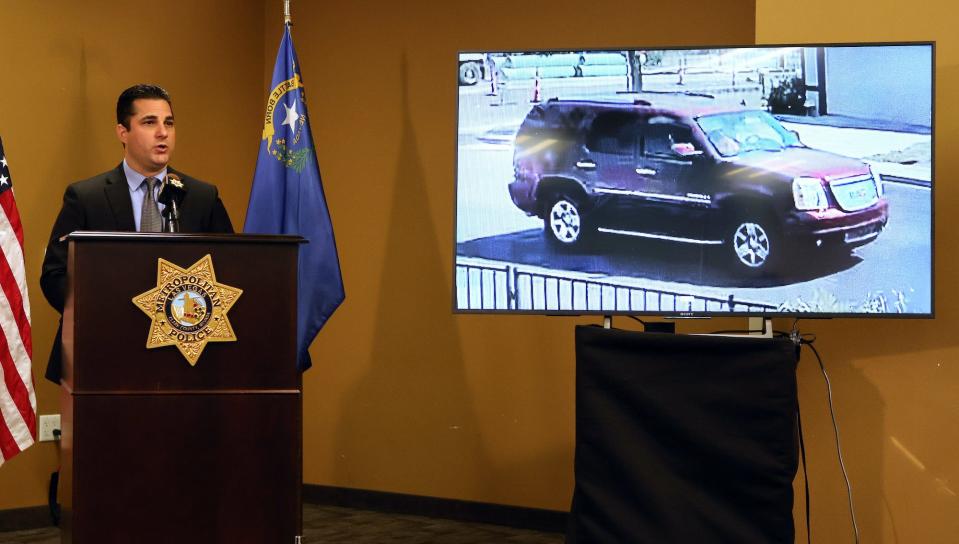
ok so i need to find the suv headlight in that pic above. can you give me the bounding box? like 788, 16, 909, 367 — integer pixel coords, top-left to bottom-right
870, 164, 884, 197
792, 177, 828, 211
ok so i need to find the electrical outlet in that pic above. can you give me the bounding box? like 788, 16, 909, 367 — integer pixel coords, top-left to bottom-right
39, 414, 60, 442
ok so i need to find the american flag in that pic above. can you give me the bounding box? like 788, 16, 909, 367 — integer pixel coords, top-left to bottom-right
0, 137, 36, 467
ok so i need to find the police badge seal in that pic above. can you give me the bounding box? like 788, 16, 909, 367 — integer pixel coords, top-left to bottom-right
132, 254, 242, 365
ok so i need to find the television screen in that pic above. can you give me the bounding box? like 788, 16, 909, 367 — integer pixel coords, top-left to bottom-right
454, 43, 934, 317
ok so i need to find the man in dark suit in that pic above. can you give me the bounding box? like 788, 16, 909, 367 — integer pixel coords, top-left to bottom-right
40, 84, 234, 383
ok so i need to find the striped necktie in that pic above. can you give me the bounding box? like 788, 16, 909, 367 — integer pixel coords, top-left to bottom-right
140, 177, 162, 232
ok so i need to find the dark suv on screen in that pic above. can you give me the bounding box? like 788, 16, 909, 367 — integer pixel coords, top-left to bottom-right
507, 94, 889, 275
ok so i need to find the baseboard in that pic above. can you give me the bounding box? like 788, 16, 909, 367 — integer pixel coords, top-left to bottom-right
302, 484, 568, 533
0, 505, 51, 532
2, 486, 568, 534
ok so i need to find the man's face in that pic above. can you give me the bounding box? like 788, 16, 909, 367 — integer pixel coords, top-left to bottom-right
116, 98, 175, 176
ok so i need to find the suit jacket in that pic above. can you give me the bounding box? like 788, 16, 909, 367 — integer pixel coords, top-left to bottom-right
40, 163, 235, 383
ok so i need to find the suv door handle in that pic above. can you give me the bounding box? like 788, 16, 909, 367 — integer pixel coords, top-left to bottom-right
575, 160, 597, 170
635, 168, 657, 176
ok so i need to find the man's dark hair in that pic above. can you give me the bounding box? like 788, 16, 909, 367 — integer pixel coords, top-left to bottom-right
116, 84, 173, 129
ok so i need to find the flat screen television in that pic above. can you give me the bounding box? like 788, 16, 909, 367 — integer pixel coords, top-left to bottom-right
453, 42, 934, 317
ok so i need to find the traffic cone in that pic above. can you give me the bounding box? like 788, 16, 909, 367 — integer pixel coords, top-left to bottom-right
531, 69, 541, 103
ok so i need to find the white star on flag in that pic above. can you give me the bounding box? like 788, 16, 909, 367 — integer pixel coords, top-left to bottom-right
281, 100, 300, 129
0, 175, 8, 186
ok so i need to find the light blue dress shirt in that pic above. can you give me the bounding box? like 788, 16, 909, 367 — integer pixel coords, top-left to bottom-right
123, 160, 168, 231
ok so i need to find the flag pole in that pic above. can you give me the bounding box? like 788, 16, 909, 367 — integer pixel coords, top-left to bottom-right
284, 0, 291, 25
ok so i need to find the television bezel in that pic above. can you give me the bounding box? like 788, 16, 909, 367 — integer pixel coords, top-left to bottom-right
452, 41, 936, 319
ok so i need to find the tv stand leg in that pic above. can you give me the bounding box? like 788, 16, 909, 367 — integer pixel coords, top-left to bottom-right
748, 317, 773, 338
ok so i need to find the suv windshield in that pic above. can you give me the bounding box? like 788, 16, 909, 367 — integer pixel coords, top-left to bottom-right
696, 111, 800, 157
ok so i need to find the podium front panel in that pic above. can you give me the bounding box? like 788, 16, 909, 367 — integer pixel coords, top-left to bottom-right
64, 233, 300, 392
59, 233, 304, 543
65, 392, 301, 542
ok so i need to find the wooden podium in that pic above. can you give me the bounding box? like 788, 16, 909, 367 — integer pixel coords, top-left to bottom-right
59, 232, 303, 543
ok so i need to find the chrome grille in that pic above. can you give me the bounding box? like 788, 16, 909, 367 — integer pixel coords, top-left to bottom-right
829, 174, 879, 212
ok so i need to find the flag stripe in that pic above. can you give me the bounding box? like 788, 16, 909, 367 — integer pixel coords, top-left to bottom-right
0, 292, 34, 437
0, 348, 34, 453
0, 408, 21, 462
0, 207, 32, 358
0, 139, 37, 468
0, 255, 31, 359
0, 190, 24, 248
0, 342, 33, 451
0, 192, 31, 317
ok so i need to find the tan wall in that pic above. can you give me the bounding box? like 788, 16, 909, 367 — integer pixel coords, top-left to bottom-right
6, 2, 955, 542
0, 0, 262, 509
2, 0, 755, 519
756, 2, 958, 542
284, 0, 754, 509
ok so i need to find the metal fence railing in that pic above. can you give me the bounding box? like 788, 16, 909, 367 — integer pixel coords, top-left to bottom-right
455, 262, 778, 313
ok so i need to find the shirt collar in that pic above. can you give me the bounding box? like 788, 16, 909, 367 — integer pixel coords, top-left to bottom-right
123, 160, 168, 192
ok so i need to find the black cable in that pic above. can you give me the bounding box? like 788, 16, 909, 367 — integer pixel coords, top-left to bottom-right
48, 431, 62, 526
627, 315, 647, 327
792, 317, 811, 544
798, 408, 811, 544
803, 339, 860, 544
48, 470, 60, 526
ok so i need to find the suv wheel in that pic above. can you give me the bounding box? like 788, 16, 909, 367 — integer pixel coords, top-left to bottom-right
459, 62, 481, 86
728, 215, 781, 274
545, 194, 588, 248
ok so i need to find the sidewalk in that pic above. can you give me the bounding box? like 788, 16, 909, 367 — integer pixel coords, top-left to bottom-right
780, 119, 932, 184
776, 113, 930, 135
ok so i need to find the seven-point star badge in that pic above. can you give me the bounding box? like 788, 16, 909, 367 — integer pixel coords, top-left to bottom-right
132, 254, 242, 366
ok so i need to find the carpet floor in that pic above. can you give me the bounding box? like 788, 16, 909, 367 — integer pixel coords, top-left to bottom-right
0, 503, 565, 543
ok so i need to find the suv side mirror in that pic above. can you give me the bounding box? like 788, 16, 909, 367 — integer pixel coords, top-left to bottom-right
671, 142, 703, 158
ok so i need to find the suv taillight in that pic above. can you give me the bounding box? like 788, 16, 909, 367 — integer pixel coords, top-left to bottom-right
792, 177, 828, 211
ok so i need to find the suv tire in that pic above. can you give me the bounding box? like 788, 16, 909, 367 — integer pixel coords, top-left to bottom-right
459, 61, 481, 86
544, 193, 590, 249
726, 212, 782, 276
